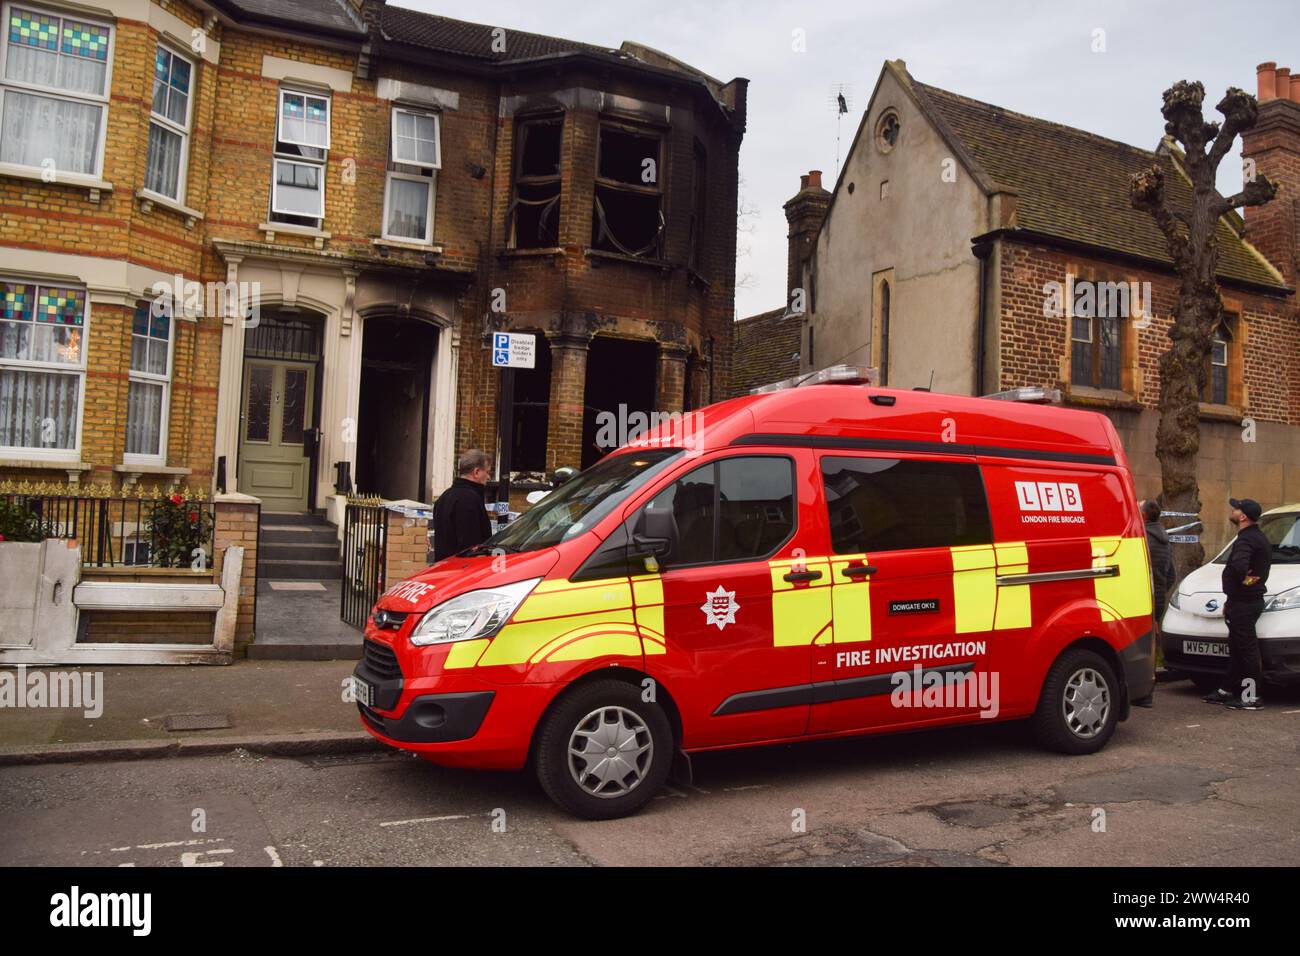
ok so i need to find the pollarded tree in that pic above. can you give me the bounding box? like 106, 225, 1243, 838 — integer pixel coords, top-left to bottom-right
1129, 81, 1277, 577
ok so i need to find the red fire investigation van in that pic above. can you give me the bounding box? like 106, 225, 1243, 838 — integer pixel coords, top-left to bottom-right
353, 369, 1155, 818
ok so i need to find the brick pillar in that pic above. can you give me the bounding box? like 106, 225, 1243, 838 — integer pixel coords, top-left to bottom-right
546, 331, 590, 470
212, 492, 260, 657
656, 343, 689, 414
384, 508, 432, 585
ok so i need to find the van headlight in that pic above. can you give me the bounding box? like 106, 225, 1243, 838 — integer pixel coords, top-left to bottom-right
1169, 590, 1181, 610
1264, 586, 1300, 613
409, 578, 541, 646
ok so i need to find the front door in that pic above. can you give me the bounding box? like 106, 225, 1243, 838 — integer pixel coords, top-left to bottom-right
633, 452, 823, 749
238, 359, 315, 512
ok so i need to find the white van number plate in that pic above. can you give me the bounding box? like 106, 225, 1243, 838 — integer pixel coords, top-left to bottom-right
1183, 640, 1229, 658
353, 676, 375, 707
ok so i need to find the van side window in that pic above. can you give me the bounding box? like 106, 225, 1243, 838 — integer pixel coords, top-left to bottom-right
639, 456, 795, 568
820, 456, 991, 553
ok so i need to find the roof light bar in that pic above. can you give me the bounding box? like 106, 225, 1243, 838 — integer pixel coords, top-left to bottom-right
751, 364, 879, 394
981, 386, 1062, 404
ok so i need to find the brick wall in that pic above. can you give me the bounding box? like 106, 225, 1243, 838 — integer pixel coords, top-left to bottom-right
212, 495, 259, 656
383, 511, 432, 586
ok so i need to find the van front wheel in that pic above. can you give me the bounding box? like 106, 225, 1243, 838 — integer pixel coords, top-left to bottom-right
1033, 649, 1119, 755
535, 680, 673, 820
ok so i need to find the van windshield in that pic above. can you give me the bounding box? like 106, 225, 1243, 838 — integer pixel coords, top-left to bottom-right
467, 449, 683, 555
1212, 512, 1300, 564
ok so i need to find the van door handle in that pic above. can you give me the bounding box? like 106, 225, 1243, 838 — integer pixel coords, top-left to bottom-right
783, 569, 822, 583
841, 565, 877, 578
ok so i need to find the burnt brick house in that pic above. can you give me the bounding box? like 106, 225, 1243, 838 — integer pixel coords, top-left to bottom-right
787, 59, 1300, 554
0, 0, 747, 513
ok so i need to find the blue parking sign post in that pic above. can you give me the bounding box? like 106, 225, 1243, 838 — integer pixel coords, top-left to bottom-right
491, 332, 535, 523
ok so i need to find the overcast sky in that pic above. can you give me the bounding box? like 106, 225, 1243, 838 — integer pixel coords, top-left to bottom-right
395, 0, 1300, 319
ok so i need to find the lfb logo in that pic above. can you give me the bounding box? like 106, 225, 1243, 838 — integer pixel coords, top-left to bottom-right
1015, 481, 1083, 513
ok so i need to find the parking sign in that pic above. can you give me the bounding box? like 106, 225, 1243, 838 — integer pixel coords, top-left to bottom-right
491, 332, 536, 369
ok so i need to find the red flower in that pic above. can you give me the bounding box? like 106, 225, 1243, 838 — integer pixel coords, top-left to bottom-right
170, 493, 184, 506
188, 511, 198, 523
0, 533, 6, 542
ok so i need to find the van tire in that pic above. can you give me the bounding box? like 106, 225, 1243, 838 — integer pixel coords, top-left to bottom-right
535, 680, 673, 820
1033, 649, 1119, 755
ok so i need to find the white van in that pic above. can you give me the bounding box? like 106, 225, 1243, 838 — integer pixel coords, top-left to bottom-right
1161, 504, 1300, 689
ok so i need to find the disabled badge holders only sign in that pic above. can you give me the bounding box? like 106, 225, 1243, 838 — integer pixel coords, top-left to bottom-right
492, 332, 536, 369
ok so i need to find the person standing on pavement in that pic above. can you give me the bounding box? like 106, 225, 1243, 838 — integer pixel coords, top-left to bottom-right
1204, 498, 1271, 710
1142, 499, 1176, 623
1132, 498, 1174, 709
433, 449, 494, 562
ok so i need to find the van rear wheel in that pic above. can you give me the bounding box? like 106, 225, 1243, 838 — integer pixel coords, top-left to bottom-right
1033, 648, 1119, 755
535, 679, 673, 820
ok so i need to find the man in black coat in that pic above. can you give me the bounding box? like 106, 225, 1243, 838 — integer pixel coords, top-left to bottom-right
1204, 498, 1272, 710
432, 449, 494, 562
1142, 499, 1175, 623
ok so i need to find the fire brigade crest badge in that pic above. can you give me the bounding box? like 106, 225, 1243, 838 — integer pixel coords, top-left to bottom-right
701, 586, 739, 630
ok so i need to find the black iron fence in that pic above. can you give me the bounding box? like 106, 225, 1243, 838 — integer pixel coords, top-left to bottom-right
0, 490, 215, 569
341, 499, 388, 629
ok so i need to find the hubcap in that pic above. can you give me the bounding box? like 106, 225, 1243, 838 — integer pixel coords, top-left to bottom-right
1063, 667, 1111, 738
567, 705, 653, 799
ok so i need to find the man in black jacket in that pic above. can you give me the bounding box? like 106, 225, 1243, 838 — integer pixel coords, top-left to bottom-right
1142, 500, 1176, 623
1204, 498, 1272, 710
432, 449, 494, 562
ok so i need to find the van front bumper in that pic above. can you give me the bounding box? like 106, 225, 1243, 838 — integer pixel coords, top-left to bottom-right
358, 691, 494, 743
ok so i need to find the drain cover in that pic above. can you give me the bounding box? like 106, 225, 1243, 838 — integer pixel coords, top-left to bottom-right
163, 713, 231, 732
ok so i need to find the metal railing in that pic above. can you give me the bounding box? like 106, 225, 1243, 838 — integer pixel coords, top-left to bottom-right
341, 500, 388, 629
0, 491, 215, 569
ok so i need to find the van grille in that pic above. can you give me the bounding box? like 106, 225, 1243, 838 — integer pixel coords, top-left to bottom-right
362, 640, 402, 681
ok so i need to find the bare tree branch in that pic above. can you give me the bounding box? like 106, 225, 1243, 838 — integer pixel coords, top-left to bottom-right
1214, 172, 1278, 217
1208, 87, 1259, 169
1130, 164, 1190, 269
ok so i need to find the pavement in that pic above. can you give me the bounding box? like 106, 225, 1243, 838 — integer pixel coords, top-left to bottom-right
1, 677, 1297, 866
250, 579, 363, 660
0, 660, 377, 765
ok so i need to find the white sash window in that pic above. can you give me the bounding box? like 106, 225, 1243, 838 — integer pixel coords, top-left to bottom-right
270, 88, 329, 226
143, 45, 193, 202
0, 277, 87, 456
382, 107, 439, 243
0, 3, 112, 178
124, 300, 172, 463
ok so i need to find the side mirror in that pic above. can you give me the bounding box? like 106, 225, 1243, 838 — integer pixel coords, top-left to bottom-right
632, 507, 677, 571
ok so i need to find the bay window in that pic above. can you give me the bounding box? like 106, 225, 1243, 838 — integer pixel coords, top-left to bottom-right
0, 4, 112, 178
382, 106, 439, 243
270, 88, 329, 226
0, 277, 86, 455
124, 299, 171, 462
143, 44, 192, 202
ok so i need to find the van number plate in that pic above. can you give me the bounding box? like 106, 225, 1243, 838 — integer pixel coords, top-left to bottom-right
353, 676, 374, 707
1183, 641, 1229, 658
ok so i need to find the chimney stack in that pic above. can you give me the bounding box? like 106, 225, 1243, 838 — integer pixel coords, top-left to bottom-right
784, 170, 832, 299
1242, 58, 1300, 285
1257, 62, 1277, 101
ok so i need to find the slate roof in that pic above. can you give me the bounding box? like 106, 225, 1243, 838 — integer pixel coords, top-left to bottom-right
215, 0, 366, 38
731, 308, 802, 397
380, 4, 618, 61
912, 79, 1286, 290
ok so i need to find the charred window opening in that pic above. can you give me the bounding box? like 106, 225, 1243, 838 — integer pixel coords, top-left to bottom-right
581, 337, 658, 469
592, 123, 663, 258
509, 115, 562, 249
689, 141, 707, 271
510, 332, 552, 472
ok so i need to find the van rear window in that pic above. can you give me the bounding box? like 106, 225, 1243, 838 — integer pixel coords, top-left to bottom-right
820, 456, 992, 554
